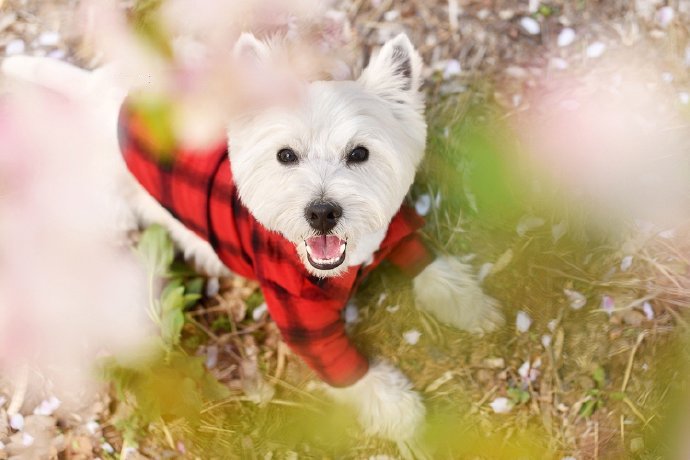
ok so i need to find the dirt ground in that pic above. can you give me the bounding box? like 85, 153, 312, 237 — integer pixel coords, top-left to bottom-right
2, 0, 690, 459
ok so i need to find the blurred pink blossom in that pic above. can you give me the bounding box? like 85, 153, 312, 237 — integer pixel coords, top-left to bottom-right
0, 87, 151, 409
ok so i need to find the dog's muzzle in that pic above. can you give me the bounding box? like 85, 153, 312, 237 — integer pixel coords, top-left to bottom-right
304, 235, 347, 270
304, 201, 346, 270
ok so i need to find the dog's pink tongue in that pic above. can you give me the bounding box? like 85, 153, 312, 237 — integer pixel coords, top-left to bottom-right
306, 235, 344, 260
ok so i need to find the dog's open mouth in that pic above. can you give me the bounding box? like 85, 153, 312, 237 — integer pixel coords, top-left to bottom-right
305, 235, 346, 270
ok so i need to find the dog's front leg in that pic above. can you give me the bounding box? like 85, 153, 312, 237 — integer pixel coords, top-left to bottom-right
322, 360, 425, 441
413, 256, 504, 334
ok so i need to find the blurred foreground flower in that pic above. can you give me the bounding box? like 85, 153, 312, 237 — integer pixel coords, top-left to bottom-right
0, 87, 151, 411
79, 0, 350, 150
517, 54, 690, 229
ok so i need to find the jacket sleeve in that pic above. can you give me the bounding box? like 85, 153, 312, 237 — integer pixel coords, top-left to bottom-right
259, 273, 369, 387
381, 206, 435, 278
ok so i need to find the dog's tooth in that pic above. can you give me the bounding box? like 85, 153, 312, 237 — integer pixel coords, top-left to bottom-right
339, 244, 345, 253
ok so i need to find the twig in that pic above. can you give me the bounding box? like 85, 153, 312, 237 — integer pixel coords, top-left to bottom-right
622, 396, 649, 425
594, 421, 599, 460
7, 364, 28, 416
160, 417, 176, 450
185, 314, 219, 341
621, 331, 646, 393
475, 384, 498, 408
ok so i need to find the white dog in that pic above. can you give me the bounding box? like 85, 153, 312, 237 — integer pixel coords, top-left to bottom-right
2, 32, 503, 452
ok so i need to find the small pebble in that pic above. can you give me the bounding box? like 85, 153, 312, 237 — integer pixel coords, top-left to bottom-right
48, 49, 66, 60
9, 413, 24, 431
38, 31, 60, 47
642, 301, 654, 320
601, 295, 615, 315
205, 345, 218, 369
403, 329, 421, 345
443, 59, 461, 79
620, 255, 633, 271
251, 302, 268, 321
557, 28, 576, 47
586, 42, 606, 58
5, 39, 25, 55
86, 420, 100, 435
541, 334, 552, 348
657, 6, 674, 28
523, 362, 540, 382
33, 396, 61, 416
483, 357, 505, 368
205, 277, 220, 297
344, 303, 358, 324
383, 10, 399, 21
516, 311, 532, 333
476, 9, 491, 20
489, 397, 513, 414
564, 289, 586, 310
102, 442, 115, 454
21, 433, 33, 447
519, 17, 541, 35
415, 194, 432, 216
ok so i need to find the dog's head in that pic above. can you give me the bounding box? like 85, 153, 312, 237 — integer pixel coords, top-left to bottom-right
229, 33, 426, 277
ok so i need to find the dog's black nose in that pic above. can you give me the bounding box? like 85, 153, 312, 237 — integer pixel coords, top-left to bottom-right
305, 201, 342, 233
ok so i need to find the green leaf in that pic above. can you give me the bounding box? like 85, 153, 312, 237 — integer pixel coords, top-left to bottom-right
538, 5, 553, 17
609, 391, 627, 401
161, 309, 184, 347
161, 285, 186, 314
246, 290, 265, 310
137, 224, 174, 277
507, 387, 531, 405
579, 399, 598, 418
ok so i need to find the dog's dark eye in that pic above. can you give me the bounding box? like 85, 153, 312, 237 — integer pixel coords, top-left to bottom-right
277, 148, 298, 164
347, 146, 369, 164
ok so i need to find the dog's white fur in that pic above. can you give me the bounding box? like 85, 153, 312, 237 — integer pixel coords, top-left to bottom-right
322, 361, 425, 440
230, 33, 426, 277
2, 33, 503, 445
414, 256, 504, 334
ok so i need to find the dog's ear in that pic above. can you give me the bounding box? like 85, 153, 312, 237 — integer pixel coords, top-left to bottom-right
233, 33, 271, 63
358, 33, 423, 105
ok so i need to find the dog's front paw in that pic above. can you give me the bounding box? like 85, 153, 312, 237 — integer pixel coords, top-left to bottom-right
413, 256, 505, 334
322, 361, 425, 443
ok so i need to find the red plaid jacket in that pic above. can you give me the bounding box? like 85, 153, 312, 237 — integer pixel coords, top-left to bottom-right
118, 101, 434, 387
